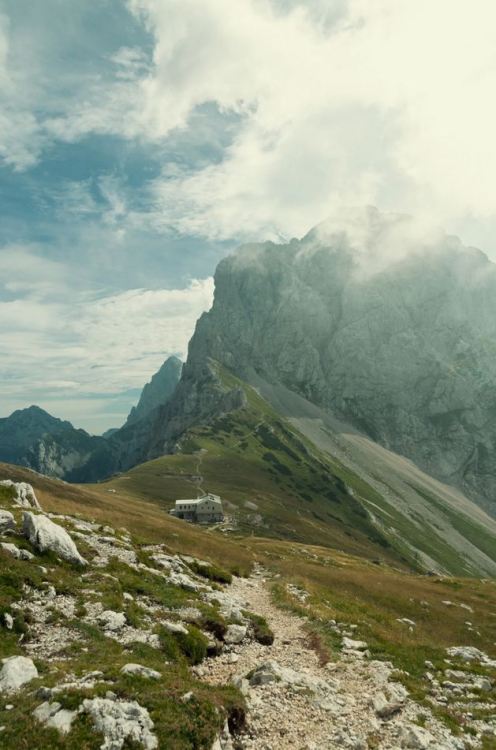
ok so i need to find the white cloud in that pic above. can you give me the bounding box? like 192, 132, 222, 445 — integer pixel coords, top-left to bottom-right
0, 246, 213, 428
127, 0, 496, 239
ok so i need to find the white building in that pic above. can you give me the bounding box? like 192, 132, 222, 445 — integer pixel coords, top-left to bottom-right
169, 493, 224, 524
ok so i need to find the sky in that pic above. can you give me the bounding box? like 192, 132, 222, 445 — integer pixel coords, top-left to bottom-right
2, 0, 496, 433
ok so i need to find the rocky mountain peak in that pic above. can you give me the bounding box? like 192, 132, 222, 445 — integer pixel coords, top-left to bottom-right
125, 355, 182, 427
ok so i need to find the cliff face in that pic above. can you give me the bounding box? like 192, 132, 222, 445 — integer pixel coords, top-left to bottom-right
125, 356, 182, 427
182, 209, 496, 515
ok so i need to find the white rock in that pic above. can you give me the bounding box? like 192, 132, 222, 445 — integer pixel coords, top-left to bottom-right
224, 624, 247, 644
447, 646, 496, 667
97, 611, 126, 631
3, 613, 13, 630
400, 724, 435, 749
120, 664, 161, 680
0, 542, 34, 560
342, 637, 368, 651
0, 656, 38, 692
0, 481, 41, 509
23, 512, 87, 565
33, 701, 77, 734
397, 618, 416, 627
0, 510, 15, 533
81, 697, 158, 750
161, 620, 188, 635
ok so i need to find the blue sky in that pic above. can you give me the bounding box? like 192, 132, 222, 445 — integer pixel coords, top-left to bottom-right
2, 0, 496, 433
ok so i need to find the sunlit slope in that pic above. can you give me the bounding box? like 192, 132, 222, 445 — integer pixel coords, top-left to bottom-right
95, 367, 496, 576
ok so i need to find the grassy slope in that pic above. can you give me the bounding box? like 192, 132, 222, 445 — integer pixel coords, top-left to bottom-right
1, 464, 496, 745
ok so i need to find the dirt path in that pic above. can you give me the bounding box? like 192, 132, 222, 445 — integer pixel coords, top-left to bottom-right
199, 569, 464, 750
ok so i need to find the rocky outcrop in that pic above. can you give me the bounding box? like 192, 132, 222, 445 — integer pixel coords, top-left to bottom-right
22, 512, 87, 565
125, 355, 182, 427
0, 480, 41, 509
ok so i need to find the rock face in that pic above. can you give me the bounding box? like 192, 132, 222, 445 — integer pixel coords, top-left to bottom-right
125, 355, 182, 427
0, 656, 38, 692
174, 209, 496, 516
22, 512, 87, 566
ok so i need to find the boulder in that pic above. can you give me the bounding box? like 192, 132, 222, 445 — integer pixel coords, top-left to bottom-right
97, 611, 126, 631
33, 701, 77, 734
0, 481, 41, 509
342, 637, 368, 651
0, 510, 15, 533
371, 692, 403, 719
224, 624, 247, 644
0, 656, 38, 692
22, 512, 87, 565
120, 664, 161, 680
0, 542, 34, 560
81, 696, 158, 750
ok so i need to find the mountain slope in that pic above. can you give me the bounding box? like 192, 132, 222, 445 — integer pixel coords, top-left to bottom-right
97, 365, 496, 577
180, 209, 496, 517
0, 406, 117, 482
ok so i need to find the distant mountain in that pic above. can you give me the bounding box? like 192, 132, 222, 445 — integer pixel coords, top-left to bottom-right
0, 405, 116, 482
125, 356, 182, 427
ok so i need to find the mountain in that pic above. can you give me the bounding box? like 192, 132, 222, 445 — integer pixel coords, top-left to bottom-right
175, 208, 496, 518
125, 355, 182, 427
0, 405, 116, 482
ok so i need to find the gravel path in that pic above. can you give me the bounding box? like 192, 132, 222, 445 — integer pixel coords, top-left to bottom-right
199, 569, 468, 750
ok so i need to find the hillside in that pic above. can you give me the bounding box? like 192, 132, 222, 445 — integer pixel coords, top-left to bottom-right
94, 367, 496, 579
1, 464, 496, 748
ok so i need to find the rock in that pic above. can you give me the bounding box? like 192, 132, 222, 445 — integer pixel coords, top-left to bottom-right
396, 618, 416, 627
97, 611, 126, 631
33, 701, 77, 734
161, 620, 188, 635
447, 646, 496, 667
224, 624, 247, 644
3, 613, 13, 630
371, 692, 403, 719
0, 542, 34, 560
168, 571, 202, 592
120, 664, 161, 680
0, 656, 38, 692
0, 510, 15, 533
400, 724, 435, 748
22, 512, 87, 565
342, 637, 368, 651
81, 697, 158, 750
475, 677, 492, 692
0, 481, 41, 509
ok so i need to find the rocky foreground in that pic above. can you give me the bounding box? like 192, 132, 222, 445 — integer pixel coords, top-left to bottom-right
0, 479, 495, 749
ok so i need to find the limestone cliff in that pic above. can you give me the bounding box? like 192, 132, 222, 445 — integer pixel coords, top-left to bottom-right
178, 208, 496, 515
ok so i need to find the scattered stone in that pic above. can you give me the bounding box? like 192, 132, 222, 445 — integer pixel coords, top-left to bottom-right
161, 620, 188, 635
400, 724, 435, 748
97, 611, 127, 631
0, 656, 38, 692
0, 481, 41, 509
33, 701, 77, 734
3, 613, 13, 630
81, 697, 158, 749
371, 691, 403, 719
224, 624, 247, 644
22, 512, 87, 565
0, 510, 15, 533
120, 664, 161, 680
0, 541, 34, 560
342, 637, 368, 651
